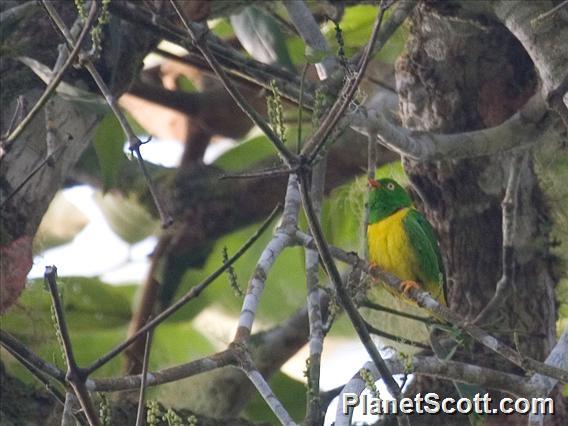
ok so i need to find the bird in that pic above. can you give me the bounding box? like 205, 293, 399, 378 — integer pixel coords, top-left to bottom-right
366, 181, 484, 416
366, 177, 446, 306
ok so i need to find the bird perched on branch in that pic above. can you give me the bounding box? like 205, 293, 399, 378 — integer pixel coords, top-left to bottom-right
366, 177, 446, 306
366, 179, 484, 418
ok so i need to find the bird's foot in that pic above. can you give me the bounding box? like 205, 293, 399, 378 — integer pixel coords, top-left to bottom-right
400, 280, 420, 296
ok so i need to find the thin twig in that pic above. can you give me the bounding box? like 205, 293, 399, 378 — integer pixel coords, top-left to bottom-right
2, 1, 98, 146
359, 300, 434, 325
109, 1, 306, 87
301, 5, 387, 164
220, 166, 296, 180
351, 0, 416, 64
364, 130, 378, 258
474, 152, 526, 325
0, 141, 67, 209
363, 320, 430, 350
85, 203, 282, 374
45, 266, 100, 426
40, 0, 172, 228
135, 328, 153, 426
45, 266, 78, 376
297, 173, 407, 417
169, 0, 297, 166
90, 349, 544, 398
0, 96, 26, 155
297, 64, 309, 153
530, 0, 568, 26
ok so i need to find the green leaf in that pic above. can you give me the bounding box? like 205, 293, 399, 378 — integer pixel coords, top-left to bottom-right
92, 113, 126, 190
1, 277, 134, 336
209, 18, 234, 38
213, 134, 280, 172
231, 6, 294, 71
286, 36, 308, 66
148, 321, 216, 371
322, 5, 408, 64
213, 124, 309, 172
176, 75, 197, 93
325, 5, 379, 47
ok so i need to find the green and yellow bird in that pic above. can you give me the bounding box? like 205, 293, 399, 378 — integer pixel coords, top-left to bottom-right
367, 182, 485, 416
367, 177, 446, 306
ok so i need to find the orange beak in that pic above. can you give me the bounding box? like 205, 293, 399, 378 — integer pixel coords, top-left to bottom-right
368, 178, 380, 188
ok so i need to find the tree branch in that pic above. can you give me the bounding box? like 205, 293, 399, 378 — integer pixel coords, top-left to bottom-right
233, 176, 299, 342
532, 326, 568, 389
135, 329, 153, 426
304, 155, 327, 424
528, 327, 568, 425
363, 320, 430, 351
61, 393, 78, 426
92, 349, 237, 392
354, 93, 555, 161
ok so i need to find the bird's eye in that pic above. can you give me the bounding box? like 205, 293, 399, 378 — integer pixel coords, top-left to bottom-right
387, 183, 395, 191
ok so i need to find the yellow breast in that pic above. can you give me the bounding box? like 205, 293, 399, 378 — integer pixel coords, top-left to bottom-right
367, 207, 418, 282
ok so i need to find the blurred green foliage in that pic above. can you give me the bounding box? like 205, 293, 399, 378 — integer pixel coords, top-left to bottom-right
1, 277, 214, 381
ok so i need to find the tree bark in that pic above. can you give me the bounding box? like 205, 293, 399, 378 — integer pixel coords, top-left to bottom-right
395, 3, 565, 424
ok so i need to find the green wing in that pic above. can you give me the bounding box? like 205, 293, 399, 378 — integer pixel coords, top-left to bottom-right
403, 209, 446, 302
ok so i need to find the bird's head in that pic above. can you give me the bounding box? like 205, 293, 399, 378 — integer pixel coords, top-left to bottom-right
368, 178, 412, 223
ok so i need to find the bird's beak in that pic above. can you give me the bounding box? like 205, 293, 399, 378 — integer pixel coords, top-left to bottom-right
368, 178, 380, 188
